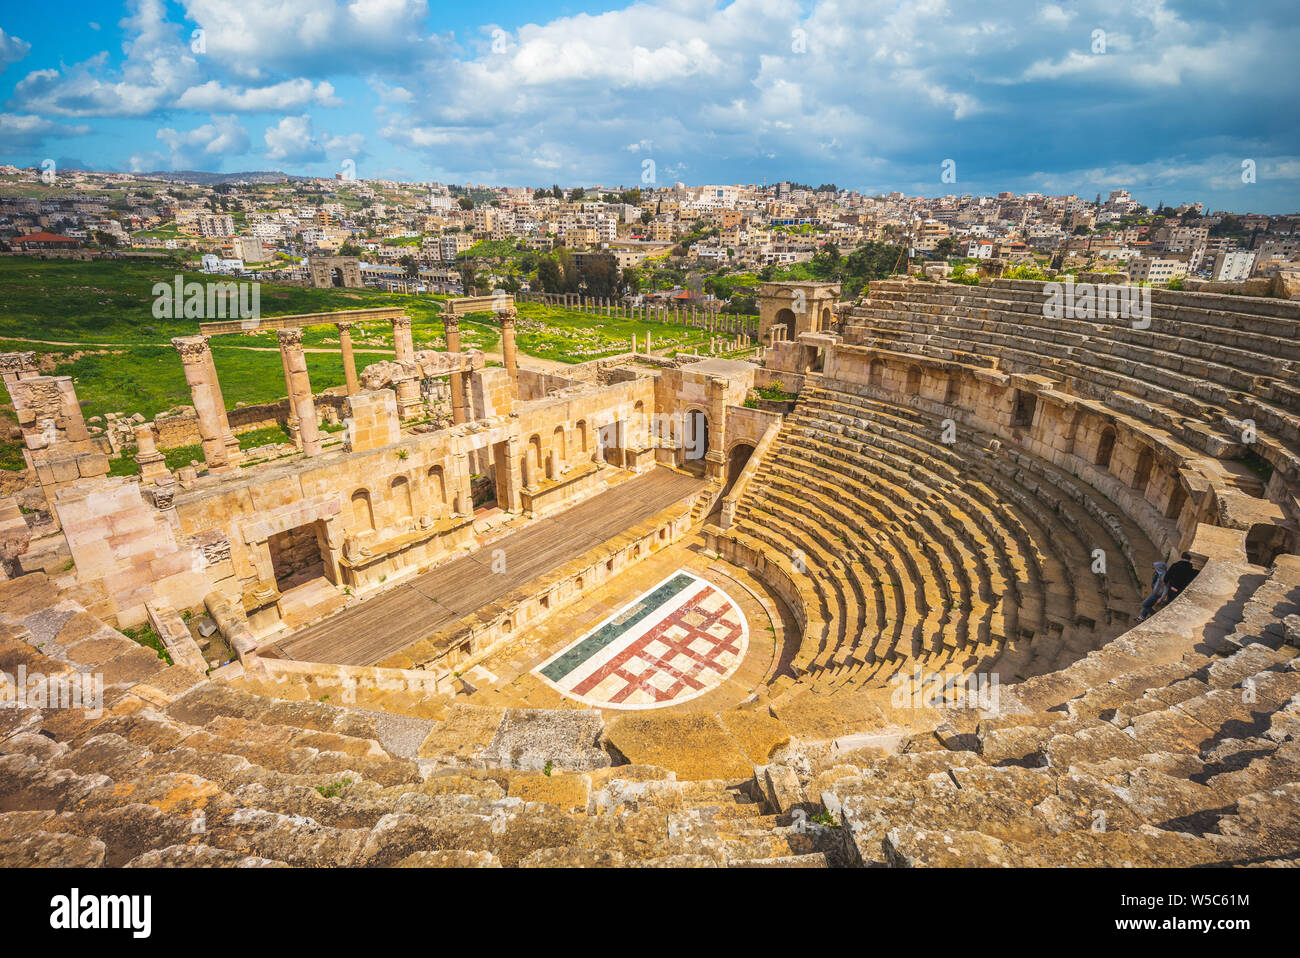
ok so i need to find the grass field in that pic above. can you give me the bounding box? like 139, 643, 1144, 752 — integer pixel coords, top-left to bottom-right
507, 303, 722, 363
0, 256, 744, 469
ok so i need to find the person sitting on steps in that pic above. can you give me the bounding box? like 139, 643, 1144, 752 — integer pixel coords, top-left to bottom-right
1136, 560, 1168, 622
1161, 552, 1200, 604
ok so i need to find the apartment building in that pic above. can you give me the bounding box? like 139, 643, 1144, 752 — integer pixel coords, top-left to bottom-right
1211, 249, 1257, 282
1129, 255, 1190, 284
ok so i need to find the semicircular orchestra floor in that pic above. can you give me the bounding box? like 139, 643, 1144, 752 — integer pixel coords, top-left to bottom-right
460, 537, 797, 714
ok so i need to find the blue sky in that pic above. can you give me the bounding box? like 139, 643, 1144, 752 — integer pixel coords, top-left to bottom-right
1, 0, 1297, 211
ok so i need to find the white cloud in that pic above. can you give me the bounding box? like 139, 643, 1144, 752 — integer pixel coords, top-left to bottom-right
179, 0, 433, 78
10, 0, 201, 116
176, 78, 340, 111
0, 28, 31, 68
0, 113, 90, 149
154, 114, 250, 168
264, 113, 364, 165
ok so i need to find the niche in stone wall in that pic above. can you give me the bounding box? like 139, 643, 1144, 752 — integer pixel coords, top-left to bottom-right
1012, 390, 1037, 430
268, 522, 325, 591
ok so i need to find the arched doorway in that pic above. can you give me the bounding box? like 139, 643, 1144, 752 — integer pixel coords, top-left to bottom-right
774, 307, 796, 342
712, 441, 755, 519
684, 409, 709, 475
1095, 426, 1117, 470
726, 442, 754, 484
1245, 522, 1291, 567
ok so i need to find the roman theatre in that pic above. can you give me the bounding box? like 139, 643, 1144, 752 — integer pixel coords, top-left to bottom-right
2, 278, 1299, 867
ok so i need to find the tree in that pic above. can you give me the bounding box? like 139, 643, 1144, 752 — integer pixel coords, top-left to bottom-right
1210, 214, 1242, 237
456, 260, 481, 295
810, 243, 841, 279
571, 187, 585, 200
551, 185, 563, 199
457, 197, 474, 210
536, 256, 565, 293
338, 241, 362, 257
639, 210, 653, 226
534, 188, 550, 200
933, 237, 956, 259
399, 254, 419, 278
620, 188, 642, 205
578, 251, 619, 298
621, 267, 641, 295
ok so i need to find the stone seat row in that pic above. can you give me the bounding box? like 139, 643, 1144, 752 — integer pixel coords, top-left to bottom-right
851, 307, 1300, 467
764, 556, 1300, 865
723, 377, 1157, 690
849, 288, 1300, 478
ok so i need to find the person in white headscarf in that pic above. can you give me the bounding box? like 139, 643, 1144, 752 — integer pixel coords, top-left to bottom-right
1136, 560, 1168, 622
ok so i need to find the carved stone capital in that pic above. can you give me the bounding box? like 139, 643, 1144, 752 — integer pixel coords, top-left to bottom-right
335, 321, 355, 333
391, 315, 412, 332
171, 336, 210, 362
277, 327, 304, 349
0, 351, 36, 374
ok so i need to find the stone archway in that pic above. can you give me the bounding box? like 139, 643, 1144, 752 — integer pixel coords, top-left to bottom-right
774, 308, 796, 342
726, 441, 755, 484
684, 408, 710, 475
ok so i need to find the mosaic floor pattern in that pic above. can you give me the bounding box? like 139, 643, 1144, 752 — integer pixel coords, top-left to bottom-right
534, 569, 749, 709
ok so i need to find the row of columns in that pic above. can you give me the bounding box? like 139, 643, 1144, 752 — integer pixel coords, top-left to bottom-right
172, 307, 523, 474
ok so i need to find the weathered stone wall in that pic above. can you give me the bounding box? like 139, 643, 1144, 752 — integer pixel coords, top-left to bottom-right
53, 478, 210, 627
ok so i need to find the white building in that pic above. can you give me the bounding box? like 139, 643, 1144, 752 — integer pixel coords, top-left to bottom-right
1211, 249, 1257, 282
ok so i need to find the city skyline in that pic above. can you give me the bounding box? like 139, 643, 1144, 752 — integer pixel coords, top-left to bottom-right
1, 0, 1297, 212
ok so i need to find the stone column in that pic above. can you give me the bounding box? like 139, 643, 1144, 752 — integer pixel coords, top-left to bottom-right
454, 451, 473, 516
498, 305, 519, 383
522, 443, 539, 492
278, 329, 322, 457
503, 436, 524, 512
134, 422, 170, 483
172, 336, 230, 472
200, 346, 242, 466
391, 315, 421, 419
278, 336, 301, 446
337, 321, 360, 395
443, 314, 467, 425
707, 376, 728, 480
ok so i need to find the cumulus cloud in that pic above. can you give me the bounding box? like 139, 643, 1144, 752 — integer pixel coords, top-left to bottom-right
176, 78, 340, 111
0, 113, 90, 149
264, 114, 365, 167
1, 0, 1297, 208
9, 0, 199, 116
0, 28, 31, 69
179, 0, 434, 78
154, 114, 250, 167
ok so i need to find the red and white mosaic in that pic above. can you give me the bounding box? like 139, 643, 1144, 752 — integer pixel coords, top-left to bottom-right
534, 569, 749, 709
